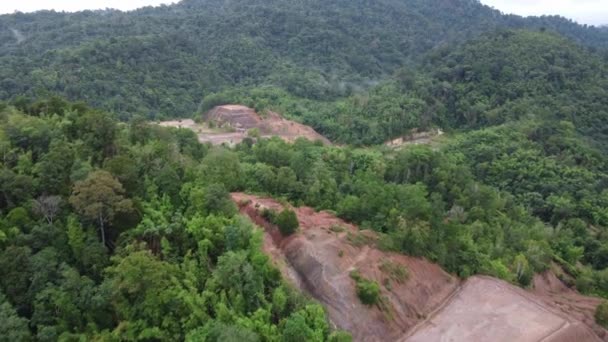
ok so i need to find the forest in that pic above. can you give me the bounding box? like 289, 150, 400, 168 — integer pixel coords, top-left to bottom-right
1, 0, 608, 118
2, 0, 608, 340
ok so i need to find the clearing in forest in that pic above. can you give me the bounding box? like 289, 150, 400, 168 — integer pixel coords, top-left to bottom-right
232, 193, 604, 342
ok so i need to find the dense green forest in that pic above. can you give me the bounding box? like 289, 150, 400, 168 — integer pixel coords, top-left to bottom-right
3, 0, 608, 339
1, 0, 607, 118
0, 100, 352, 341
201, 30, 608, 148
3, 94, 608, 338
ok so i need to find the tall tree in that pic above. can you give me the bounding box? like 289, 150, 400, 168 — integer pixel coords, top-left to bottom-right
69, 170, 133, 246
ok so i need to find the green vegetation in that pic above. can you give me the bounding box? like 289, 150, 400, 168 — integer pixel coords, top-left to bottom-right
1, 0, 607, 119
596, 302, 608, 328
3, 0, 608, 338
330, 225, 346, 233
275, 209, 299, 236
350, 271, 381, 306
0, 101, 347, 340
379, 261, 409, 284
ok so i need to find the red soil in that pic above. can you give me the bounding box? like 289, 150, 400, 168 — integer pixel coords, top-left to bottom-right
233, 193, 460, 341
232, 193, 606, 342
533, 271, 608, 340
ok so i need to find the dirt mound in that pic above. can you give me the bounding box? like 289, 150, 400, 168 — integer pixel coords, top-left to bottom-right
206, 105, 262, 131
233, 193, 459, 341
157, 106, 329, 146
260, 111, 331, 144
203, 105, 330, 145
232, 193, 606, 342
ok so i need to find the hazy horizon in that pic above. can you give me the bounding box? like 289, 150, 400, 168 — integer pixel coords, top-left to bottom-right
0, 0, 605, 26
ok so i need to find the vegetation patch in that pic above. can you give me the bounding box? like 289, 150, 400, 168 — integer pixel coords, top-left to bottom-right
350, 270, 381, 306
379, 260, 409, 284
330, 225, 346, 233
596, 302, 608, 328
275, 209, 299, 236
346, 231, 375, 247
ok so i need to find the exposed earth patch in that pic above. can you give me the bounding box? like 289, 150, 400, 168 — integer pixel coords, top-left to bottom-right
158, 105, 330, 146
232, 193, 607, 342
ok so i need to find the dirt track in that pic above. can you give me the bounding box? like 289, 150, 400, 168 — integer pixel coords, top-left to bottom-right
232, 193, 605, 342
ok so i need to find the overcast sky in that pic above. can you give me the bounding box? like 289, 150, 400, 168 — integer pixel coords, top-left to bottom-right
480, 0, 608, 26
0, 0, 606, 26
0, 1, 176, 14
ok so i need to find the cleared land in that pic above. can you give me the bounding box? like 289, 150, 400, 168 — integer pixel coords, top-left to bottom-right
404, 276, 600, 342
231, 193, 605, 342
157, 105, 330, 146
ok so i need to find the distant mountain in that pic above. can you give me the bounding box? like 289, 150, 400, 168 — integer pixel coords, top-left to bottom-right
0, 0, 607, 117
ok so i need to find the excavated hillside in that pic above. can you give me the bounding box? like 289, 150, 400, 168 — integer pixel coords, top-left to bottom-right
204, 105, 330, 145
232, 193, 607, 342
159, 105, 330, 146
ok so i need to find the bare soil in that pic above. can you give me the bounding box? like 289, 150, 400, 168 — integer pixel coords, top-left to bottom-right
233, 193, 461, 342
532, 270, 607, 340
231, 193, 606, 342
157, 105, 330, 146
385, 128, 444, 149
405, 276, 601, 342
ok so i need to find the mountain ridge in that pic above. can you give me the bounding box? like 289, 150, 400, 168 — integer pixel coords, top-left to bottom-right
1, 0, 607, 118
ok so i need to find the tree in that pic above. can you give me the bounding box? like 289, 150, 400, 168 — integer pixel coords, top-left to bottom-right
203, 322, 260, 342
32, 196, 61, 225
350, 271, 380, 305
105, 249, 186, 340
0, 293, 31, 342
275, 209, 299, 236
329, 331, 352, 342
69, 170, 133, 246
35, 139, 74, 195
200, 148, 242, 191
0, 246, 32, 312
282, 313, 314, 342
72, 111, 117, 165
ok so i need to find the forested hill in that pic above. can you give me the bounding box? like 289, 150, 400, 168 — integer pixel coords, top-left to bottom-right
205, 30, 608, 148
1, 0, 607, 118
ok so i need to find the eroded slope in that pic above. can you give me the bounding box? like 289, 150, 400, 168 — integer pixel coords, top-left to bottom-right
232, 193, 607, 342
233, 193, 460, 341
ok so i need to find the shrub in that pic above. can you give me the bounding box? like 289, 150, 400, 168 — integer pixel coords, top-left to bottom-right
261, 208, 277, 222
350, 270, 380, 305
596, 301, 608, 328
275, 208, 299, 236
356, 279, 380, 305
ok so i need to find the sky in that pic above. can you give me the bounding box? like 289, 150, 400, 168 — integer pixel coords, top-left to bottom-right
480, 0, 608, 26
0, 0, 605, 26
0, 0, 176, 14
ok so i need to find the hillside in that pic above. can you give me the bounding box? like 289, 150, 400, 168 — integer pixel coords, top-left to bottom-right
233, 193, 605, 341
4, 1, 608, 341
1, 0, 607, 117
425, 30, 608, 144
201, 30, 608, 148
